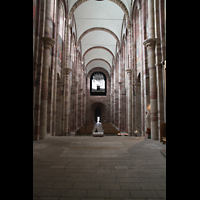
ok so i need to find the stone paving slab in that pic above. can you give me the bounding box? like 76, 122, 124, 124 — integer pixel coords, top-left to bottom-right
33, 136, 166, 199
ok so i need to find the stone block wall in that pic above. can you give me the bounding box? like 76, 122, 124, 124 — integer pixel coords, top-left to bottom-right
86, 67, 111, 123
86, 96, 110, 123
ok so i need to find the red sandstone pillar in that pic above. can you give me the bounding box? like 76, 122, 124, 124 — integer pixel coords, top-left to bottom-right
118, 81, 122, 131
143, 0, 158, 140
64, 68, 72, 135
126, 69, 132, 135
127, 19, 134, 135
40, 0, 55, 140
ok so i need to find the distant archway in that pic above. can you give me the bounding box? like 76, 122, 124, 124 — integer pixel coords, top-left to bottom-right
95, 107, 101, 122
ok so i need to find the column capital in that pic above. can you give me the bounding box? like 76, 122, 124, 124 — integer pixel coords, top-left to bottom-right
41, 36, 56, 47
143, 38, 158, 50
126, 69, 132, 74
65, 67, 72, 75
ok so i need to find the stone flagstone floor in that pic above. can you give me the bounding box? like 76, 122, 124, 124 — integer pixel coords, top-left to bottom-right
33, 136, 166, 200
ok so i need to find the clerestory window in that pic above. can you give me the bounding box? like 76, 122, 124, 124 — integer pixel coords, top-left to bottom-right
90, 72, 107, 96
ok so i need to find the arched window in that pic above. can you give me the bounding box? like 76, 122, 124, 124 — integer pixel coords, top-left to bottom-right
90, 72, 107, 96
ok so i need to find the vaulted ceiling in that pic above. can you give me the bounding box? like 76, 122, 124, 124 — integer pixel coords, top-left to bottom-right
68, 0, 133, 75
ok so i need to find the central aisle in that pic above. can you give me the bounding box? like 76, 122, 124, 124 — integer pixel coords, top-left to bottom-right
93, 122, 104, 132
33, 136, 166, 199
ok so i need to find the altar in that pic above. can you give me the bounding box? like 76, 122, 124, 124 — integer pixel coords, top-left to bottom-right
92, 132, 104, 137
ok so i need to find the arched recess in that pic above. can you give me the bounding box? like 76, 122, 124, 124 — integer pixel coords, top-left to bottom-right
91, 102, 107, 122
95, 107, 101, 122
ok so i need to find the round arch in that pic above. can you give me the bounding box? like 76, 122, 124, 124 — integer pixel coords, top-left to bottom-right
78, 27, 120, 45
86, 59, 111, 75
91, 102, 107, 123
83, 46, 114, 59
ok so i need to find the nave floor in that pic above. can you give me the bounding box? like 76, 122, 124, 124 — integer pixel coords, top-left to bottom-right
33, 136, 166, 200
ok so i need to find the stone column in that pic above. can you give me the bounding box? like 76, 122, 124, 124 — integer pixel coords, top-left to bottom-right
110, 68, 114, 123
115, 88, 119, 128
118, 81, 122, 131
83, 70, 86, 124
71, 81, 78, 132
141, 0, 147, 136
61, 76, 66, 135
40, 37, 55, 139
39, 0, 56, 140
134, 82, 141, 135
66, 19, 72, 70
114, 60, 119, 127
126, 69, 132, 135
33, 0, 46, 141
64, 68, 72, 135
127, 20, 134, 135
143, 0, 158, 140
121, 83, 126, 132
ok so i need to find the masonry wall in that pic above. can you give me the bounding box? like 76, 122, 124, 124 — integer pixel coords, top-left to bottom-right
86, 68, 111, 123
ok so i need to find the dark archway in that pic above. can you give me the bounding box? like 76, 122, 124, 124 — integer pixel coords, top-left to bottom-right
95, 107, 101, 122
